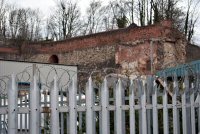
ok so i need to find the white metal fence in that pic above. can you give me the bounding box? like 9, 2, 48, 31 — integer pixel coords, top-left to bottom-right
0, 73, 200, 134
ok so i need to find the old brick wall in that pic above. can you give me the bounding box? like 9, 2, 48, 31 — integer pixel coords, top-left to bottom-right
116, 41, 158, 75
27, 45, 116, 72
0, 20, 190, 76
23, 20, 173, 54
186, 44, 200, 62
156, 39, 186, 70
115, 38, 186, 75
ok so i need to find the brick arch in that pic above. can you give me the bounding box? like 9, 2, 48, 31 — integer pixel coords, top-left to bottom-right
49, 55, 59, 63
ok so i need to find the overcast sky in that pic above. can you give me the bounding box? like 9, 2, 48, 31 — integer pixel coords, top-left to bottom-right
7, 0, 200, 45
7, 0, 108, 16
9, 0, 56, 15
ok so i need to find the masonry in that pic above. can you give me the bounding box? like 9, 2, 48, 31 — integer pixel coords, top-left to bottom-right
0, 20, 198, 76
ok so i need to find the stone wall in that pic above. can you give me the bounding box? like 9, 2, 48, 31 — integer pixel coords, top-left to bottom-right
186, 44, 200, 62
116, 41, 158, 75
156, 39, 186, 70
0, 20, 192, 76
115, 38, 186, 75
27, 45, 116, 73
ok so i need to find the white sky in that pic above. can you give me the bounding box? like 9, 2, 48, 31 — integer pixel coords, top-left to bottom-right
7, 0, 108, 16
194, 23, 200, 45
8, 0, 56, 15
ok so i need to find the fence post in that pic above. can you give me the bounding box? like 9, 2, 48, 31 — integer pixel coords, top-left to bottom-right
173, 74, 179, 134
101, 78, 109, 134
69, 77, 77, 134
146, 76, 152, 134
30, 75, 40, 134
190, 83, 196, 134
199, 92, 200, 134
182, 72, 188, 134
129, 79, 135, 134
152, 77, 158, 134
78, 91, 83, 134
86, 77, 94, 134
163, 75, 169, 134
116, 79, 123, 134
197, 72, 200, 133
50, 76, 60, 134
139, 78, 147, 134
8, 74, 18, 134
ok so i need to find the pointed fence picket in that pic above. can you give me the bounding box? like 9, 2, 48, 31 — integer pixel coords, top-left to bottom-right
173, 74, 179, 134
7, 74, 18, 134
101, 78, 109, 134
69, 77, 77, 134
182, 73, 188, 134
50, 76, 59, 134
129, 80, 135, 134
86, 77, 94, 134
1, 73, 200, 134
30, 75, 40, 134
152, 79, 158, 134
163, 76, 169, 134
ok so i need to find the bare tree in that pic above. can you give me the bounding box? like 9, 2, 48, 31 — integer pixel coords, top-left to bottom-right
28, 9, 42, 41
126, 0, 135, 23
101, 5, 118, 31
2, 0, 196, 44
138, 0, 146, 26
8, 8, 42, 41
83, 0, 105, 34
108, 0, 129, 28
46, 17, 60, 40
47, 0, 81, 40
184, 0, 200, 42
9, 8, 24, 39
0, 0, 8, 39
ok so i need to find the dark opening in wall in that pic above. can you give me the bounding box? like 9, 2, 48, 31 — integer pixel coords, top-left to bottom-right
49, 55, 59, 63
146, 60, 151, 71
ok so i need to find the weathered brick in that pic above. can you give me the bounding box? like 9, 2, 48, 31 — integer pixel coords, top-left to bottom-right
0, 20, 196, 76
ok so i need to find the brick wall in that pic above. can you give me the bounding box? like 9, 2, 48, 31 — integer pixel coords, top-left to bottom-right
0, 20, 191, 75
115, 38, 186, 75
186, 44, 200, 62
27, 45, 116, 73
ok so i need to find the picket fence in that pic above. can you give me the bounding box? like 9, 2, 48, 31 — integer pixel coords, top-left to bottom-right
0, 73, 200, 134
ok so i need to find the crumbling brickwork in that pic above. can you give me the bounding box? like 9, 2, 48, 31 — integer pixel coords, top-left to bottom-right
186, 44, 200, 62
0, 20, 195, 76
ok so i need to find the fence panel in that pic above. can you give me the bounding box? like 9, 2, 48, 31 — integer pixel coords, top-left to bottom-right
1, 73, 200, 133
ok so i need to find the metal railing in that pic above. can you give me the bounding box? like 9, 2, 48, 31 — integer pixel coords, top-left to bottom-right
0, 73, 200, 134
